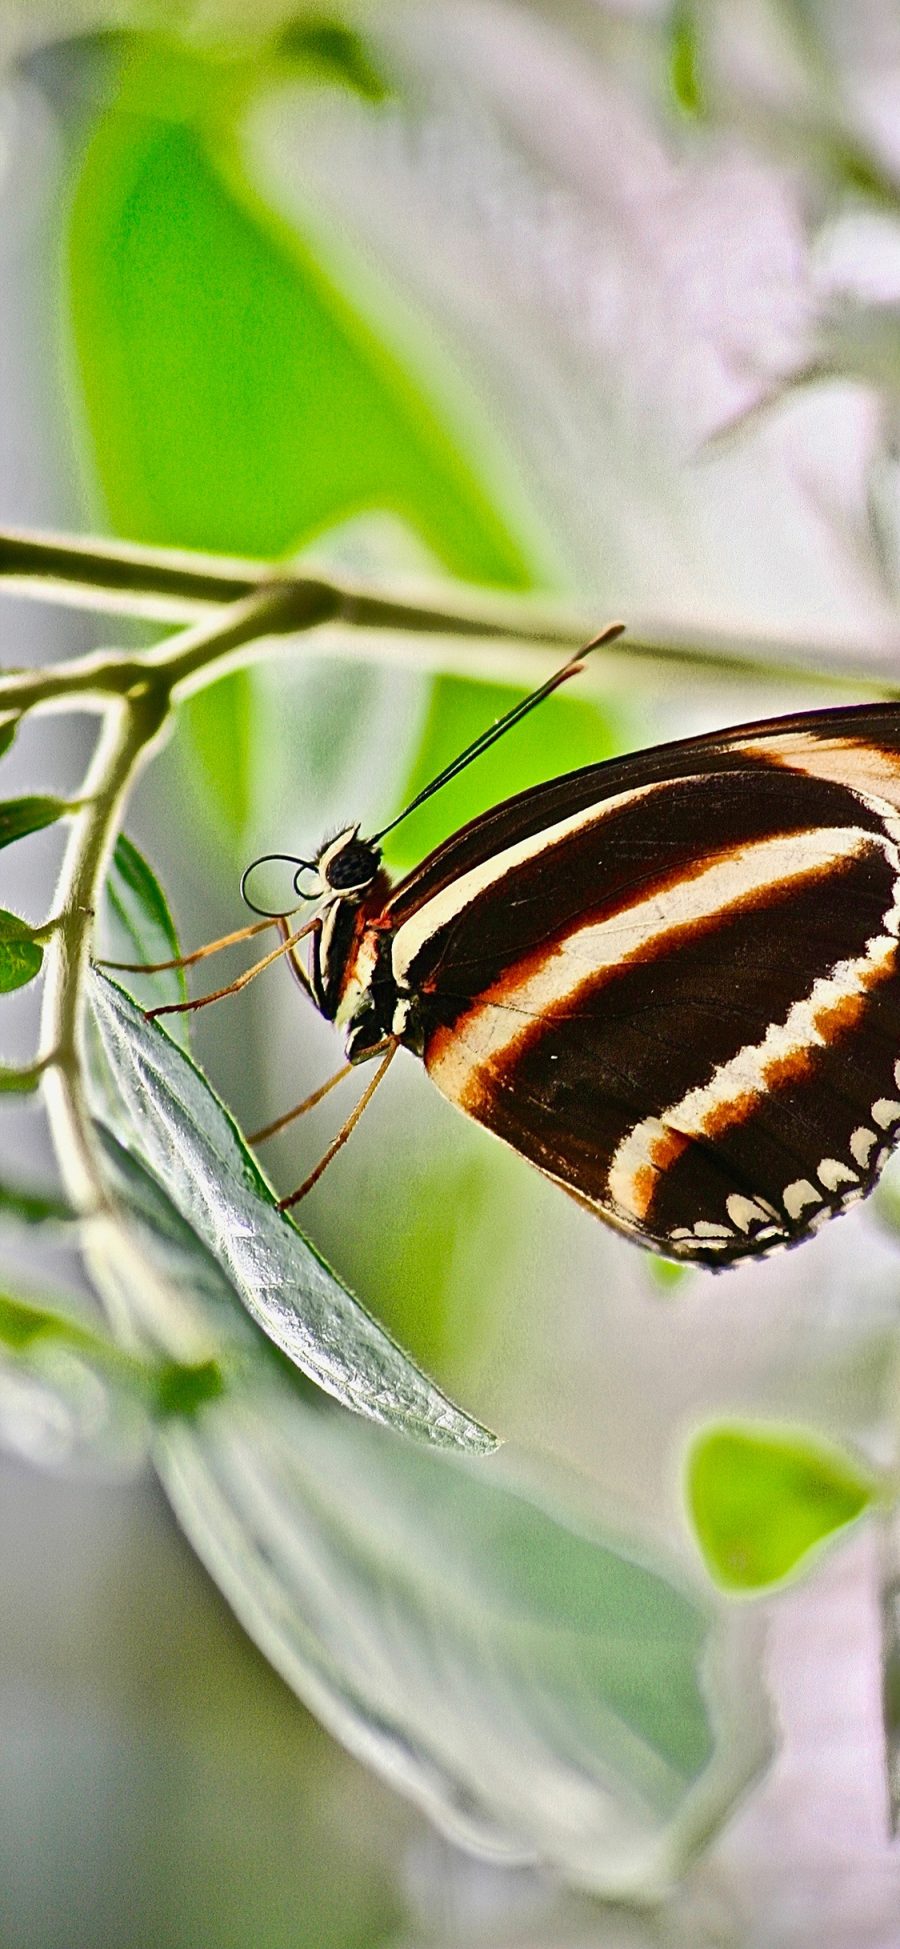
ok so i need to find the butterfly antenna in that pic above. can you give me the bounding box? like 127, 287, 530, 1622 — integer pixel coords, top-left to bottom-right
372, 623, 625, 844
241, 852, 318, 918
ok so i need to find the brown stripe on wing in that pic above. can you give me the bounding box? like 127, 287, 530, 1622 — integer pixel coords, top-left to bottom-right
423, 838, 898, 1226
402, 764, 887, 1014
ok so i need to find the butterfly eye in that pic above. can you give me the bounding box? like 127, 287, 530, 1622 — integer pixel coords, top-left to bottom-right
322, 839, 380, 894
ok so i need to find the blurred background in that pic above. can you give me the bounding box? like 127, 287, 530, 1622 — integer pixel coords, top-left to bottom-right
3, 2, 900, 1944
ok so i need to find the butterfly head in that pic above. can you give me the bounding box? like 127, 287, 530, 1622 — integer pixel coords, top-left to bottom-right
312, 825, 382, 899
240, 825, 382, 922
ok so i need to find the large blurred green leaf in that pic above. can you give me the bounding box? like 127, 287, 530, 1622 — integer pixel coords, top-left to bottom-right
88, 972, 495, 1451
160, 1398, 769, 1896
686, 1422, 877, 1593
0, 1225, 771, 1892
66, 35, 538, 837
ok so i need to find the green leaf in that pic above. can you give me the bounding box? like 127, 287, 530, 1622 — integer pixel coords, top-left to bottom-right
159, 1400, 770, 1896
79, 1095, 770, 1890
67, 36, 538, 841
668, 1, 705, 119
0, 716, 18, 761
275, 18, 391, 101
0, 1178, 74, 1226
0, 909, 43, 993
686, 1422, 877, 1594
0, 795, 67, 850
87, 972, 496, 1451
0, 1290, 101, 1354
0, 1063, 42, 1094
0, 1286, 224, 1471
101, 832, 189, 1045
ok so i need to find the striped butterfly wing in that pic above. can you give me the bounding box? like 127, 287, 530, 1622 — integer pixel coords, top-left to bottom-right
385, 704, 900, 1263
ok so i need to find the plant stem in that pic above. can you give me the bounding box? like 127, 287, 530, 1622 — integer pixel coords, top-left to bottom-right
34, 586, 346, 1240
0, 525, 263, 616
38, 691, 166, 1213
3, 523, 900, 703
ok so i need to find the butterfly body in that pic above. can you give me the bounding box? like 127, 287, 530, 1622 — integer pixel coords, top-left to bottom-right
286, 699, 900, 1267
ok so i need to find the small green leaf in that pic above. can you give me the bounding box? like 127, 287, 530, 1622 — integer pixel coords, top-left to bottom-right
0, 1063, 42, 1094
0, 1286, 227, 1471
276, 18, 391, 101
102, 832, 189, 1043
0, 1178, 74, 1225
0, 909, 43, 993
649, 1255, 690, 1293
0, 795, 67, 850
686, 1422, 877, 1593
668, 1, 705, 119
88, 972, 496, 1451
0, 717, 18, 761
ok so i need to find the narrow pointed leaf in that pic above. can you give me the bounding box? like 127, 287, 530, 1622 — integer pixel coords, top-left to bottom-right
87, 973, 496, 1451
0, 909, 43, 993
0, 795, 67, 850
0, 717, 18, 761
0, 1178, 74, 1225
101, 832, 189, 1042
686, 1422, 877, 1593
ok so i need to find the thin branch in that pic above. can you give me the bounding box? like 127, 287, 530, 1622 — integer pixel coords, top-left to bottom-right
0, 526, 263, 619
0, 524, 584, 649
35, 591, 321, 1213
3, 524, 900, 700
38, 691, 166, 1215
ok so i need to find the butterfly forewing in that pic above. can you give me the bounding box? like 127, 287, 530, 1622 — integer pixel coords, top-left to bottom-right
380, 704, 900, 1264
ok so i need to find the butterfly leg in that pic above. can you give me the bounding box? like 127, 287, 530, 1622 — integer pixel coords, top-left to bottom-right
277, 1040, 397, 1210
98, 912, 280, 976
249, 1061, 355, 1144
144, 916, 321, 1020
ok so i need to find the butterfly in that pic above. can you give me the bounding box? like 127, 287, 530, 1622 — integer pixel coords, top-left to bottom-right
143, 630, 900, 1267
